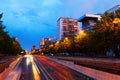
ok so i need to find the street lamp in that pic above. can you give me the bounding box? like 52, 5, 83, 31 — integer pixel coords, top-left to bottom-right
65, 37, 68, 40
80, 30, 84, 34
56, 41, 59, 44
113, 18, 120, 24
113, 18, 120, 28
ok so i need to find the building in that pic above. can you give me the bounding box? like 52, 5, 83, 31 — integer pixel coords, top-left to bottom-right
106, 4, 120, 13
31, 45, 37, 53
40, 38, 52, 48
57, 17, 80, 40
78, 14, 101, 31
78, 5, 120, 31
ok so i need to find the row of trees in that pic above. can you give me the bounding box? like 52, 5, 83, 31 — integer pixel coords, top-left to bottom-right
0, 13, 23, 56
42, 9, 120, 57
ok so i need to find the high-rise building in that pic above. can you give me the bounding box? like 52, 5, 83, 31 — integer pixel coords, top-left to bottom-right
40, 38, 52, 48
57, 17, 80, 40
78, 14, 101, 31
31, 45, 37, 53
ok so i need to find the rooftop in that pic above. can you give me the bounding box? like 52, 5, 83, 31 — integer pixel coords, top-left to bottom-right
78, 14, 101, 22
57, 17, 77, 22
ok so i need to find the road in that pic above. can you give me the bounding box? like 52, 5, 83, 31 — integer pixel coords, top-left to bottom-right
4, 55, 95, 80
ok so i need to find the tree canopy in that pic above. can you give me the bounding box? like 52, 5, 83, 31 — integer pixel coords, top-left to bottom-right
0, 13, 23, 56
42, 9, 120, 57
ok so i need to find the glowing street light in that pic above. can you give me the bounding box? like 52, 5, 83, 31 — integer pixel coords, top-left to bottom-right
50, 44, 53, 47
113, 18, 120, 24
65, 37, 68, 40
80, 30, 84, 34
56, 41, 59, 43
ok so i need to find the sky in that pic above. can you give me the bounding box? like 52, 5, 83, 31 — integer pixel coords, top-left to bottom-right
0, 0, 120, 51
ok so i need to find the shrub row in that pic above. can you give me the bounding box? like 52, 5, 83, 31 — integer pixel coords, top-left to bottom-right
74, 60, 120, 75
57, 57, 120, 75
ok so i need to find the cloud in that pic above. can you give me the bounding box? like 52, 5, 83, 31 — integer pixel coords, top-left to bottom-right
0, 0, 120, 50
2, 0, 63, 28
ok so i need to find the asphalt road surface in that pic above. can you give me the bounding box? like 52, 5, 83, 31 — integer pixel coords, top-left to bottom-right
5, 55, 95, 80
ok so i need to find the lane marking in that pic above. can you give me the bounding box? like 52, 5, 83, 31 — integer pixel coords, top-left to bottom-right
34, 57, 49, 80
34, 62, 40, 74
34, 57, 55, 80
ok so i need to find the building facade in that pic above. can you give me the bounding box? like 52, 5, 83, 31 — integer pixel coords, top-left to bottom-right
40, 38, 52, 48
57, 18, 80, 40
78, 5, 120, 31
78, 14, 101, 31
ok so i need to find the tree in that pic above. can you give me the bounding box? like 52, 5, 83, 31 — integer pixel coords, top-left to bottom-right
0, 13, 22, 55
93, 9, 120, 56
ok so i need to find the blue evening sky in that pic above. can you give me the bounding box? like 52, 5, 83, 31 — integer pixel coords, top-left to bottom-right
0, 0, 120, 51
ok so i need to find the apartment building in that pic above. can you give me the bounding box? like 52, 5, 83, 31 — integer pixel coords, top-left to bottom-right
78, 14, 101, 31
40, 38, 52, 48
57, 17, 80, 40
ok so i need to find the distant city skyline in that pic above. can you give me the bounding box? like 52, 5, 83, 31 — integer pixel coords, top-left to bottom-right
0, 0, 120, 51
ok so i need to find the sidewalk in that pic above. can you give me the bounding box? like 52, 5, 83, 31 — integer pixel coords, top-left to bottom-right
48, 57, 120, 80
0, 56, 23, 80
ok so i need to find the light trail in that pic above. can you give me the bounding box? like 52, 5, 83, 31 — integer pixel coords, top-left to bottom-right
5, 66, 22, 80
25, 55, 41, 80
